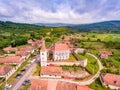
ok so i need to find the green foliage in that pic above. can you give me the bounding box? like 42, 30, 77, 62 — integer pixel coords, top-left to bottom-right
89, 78, 111, 90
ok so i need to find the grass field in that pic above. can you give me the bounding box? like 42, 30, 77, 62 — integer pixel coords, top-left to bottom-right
33, 64, 41, 76
78, 53, 99, 75
87, 33, 120, 42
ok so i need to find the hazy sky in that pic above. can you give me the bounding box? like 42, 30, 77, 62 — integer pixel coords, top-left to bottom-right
0, 0, 120, 24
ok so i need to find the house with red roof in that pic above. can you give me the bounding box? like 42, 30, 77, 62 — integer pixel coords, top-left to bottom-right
27, 39, 42, 47
0, 56, 22, 64
19, 46, 34, 53
100, 73, 120, 90
31, 79, 91, 90
98, 51, 113, 59
0, 65, 15, 79
3, 46, 17, 53
52, 43, 70, 60
41, 66, 63, 78
16, 51, 29, 59
16, 46, 34, 59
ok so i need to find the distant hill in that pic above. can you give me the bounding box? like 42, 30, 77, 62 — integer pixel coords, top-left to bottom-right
68, 20, 120, 32
0, 21, 42, 31
0, 20, 120, 33
0, 21, 70, 33
34, 23, 73, 27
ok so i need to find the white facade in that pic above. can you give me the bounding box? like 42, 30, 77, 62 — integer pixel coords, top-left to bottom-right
41, 74, 61, 78
53, 50, 70, 61
40, 50, 47, 66
0, 67, 16, 80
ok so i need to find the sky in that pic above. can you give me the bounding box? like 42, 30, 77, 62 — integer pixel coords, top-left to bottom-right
0, 0, 120, 24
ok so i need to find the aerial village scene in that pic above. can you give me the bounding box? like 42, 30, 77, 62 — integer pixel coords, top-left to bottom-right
0, 0, 120, 90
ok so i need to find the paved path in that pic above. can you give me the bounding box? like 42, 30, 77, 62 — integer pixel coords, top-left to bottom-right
11, 63, 37, 90
78, 53, 103, 85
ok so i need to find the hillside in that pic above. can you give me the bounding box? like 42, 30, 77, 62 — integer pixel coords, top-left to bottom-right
34, 23, 73, 27
0, 21, 46, 32
1, 20, 120, 33
68, 21, 120, 33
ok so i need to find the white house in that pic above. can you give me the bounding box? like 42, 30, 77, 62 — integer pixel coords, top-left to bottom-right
0, 65, 15, 80
100, 73, 120, 90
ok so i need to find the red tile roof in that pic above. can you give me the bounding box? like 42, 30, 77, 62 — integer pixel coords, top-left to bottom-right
0, 56, 21, 64
101, 73, 120, 87
31, 79, 91, 90
3, 46, 17, 52
47, 80, 58, 90
99, 51, 112, 59
16, 51, 28, 57
64, 36, 71, 41
31, 79, 48, 90
41, 66, 62, 76
56, 81, 76, 90
27, 39, 34, 44
19, 46, 33, 52
27, 39, 42, 46
53, 43, 69, 51
41, 39, 46, 51
0, 65, 13, 75
77, 85, 91, 90
99, 51, 112, 56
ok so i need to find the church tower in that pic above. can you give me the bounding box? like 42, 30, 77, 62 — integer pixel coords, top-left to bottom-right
40, 39, 47, 66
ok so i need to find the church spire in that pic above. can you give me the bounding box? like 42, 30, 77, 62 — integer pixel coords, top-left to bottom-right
41, 38, 46, 51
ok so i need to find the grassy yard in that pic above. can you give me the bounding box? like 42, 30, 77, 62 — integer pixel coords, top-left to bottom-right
86, 54, 99, 75
78, 53, 99, 75
23, 83, 30, 90
61, 65, 81, 71
67, 54, 77, 62
33, 64, 41, 76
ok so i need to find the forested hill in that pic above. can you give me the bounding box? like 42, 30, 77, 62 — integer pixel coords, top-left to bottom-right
68, 21, 120, 33
1, 20, 120, 33
0, 21, 45, 31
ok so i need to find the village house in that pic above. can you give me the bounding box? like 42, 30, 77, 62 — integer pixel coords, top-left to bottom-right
98, 51, 113, 59
31, 79, 91, 90
64, 36, 72, 44
63, 35, 74, 51
27, 39, 42, 47
100, 73, 120, 90
41, 66, 63, 78
0, 65, 15, 79
0, 56, 22, 64
19, 46, 34, 53
16, 51, 29, 59
3, 46, 17, 53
